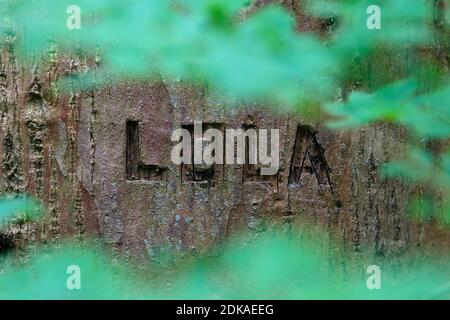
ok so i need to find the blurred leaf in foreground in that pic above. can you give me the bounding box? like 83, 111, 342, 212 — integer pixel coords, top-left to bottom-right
0, 195, 42, 228
1, 231, 449, 299
1, 0, 436, 109
326, 79, 450, 139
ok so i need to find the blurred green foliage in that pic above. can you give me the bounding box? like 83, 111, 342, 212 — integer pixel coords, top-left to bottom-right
312, 1, 449, 223
0, 233, 449, 299
327, 80, 450, 138
1, 0, 337, 107
0, 195, 42, 227
0, 0, 436, 108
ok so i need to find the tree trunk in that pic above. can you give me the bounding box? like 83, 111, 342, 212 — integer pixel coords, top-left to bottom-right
0, 0, 448, 261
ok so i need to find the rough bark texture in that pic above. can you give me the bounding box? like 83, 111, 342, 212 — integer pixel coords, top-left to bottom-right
0, 0, 448, 261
